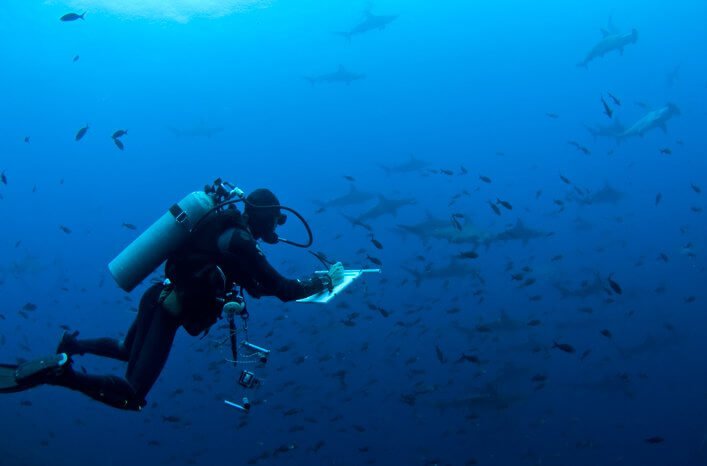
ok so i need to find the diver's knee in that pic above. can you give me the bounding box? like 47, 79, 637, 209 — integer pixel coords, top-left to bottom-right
100, 376, 146, 411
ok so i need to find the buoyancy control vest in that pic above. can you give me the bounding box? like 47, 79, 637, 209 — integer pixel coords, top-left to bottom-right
164, 208, 247, 336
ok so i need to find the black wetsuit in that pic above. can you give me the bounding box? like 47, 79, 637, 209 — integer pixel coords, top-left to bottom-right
50, 209, 327, 410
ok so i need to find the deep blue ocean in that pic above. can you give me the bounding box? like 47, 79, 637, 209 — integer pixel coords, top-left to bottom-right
1, 1, 706, 465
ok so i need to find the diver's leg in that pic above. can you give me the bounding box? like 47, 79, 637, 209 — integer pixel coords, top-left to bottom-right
47, 367, 145, 411
58, 334, 129, 361
0, 352, 145, 409
124, 284, 164, 363
57, 285, 162, 361
126, 302, 180, 399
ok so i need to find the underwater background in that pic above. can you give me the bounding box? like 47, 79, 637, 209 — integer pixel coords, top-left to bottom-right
1, 0, 707, 465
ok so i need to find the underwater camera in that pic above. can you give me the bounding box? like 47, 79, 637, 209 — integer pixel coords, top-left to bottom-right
239, 370, 260, 389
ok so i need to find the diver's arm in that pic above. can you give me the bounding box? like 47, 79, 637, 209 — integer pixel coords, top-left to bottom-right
221, 228, 330, 302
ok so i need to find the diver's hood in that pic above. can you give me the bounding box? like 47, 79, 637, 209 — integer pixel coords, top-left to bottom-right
245, 189, 286, 244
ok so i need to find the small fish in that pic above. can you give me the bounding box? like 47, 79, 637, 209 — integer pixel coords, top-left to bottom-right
607, 275, 622, 295
459, 166, 468, 175
457, 250, 479, 260
440, 169, 454, 176
59, 225, 72, 234
552, 341, 576, 354
600, 329, 612, 339
162, 415, 181, 423
283, 408, 302, 416
60, 12, 86, 22
531, 374, 547, 383
535, 190, 543, 199
657, 253, 669, 262
655, 193, 662, 205
112, 129, 128, 139
659, 147, 672, 155
434, 345, 447, 364
24, 136, 30, 143
580, 349, 591, 361
479, 175, 492, 183
370, 238, 383, 250
521, 277, 536, 287
366, 255, 382, 266
343, 175, 355, 182
488, 201, 501, 216
475, 324, 492, 333
457, 354, 480, 364
601, 96, 613, 119
527, 319, 541, 327
72, 55, 80, 63
75, 125, 89, 141
496, 199, 512, 210
690, 183, 701, 194
1, 171, 6, 185
113, 138, 124, 151
567, 141, 591, 155
451, 215, 462, 231
644, 436, 664, 445
551, 254, 563, 261
545, 112, 559, 119
22, 303, 38, 311
559, 175, 571, 185
121, 223, 137, 230
607, 92, 621, 106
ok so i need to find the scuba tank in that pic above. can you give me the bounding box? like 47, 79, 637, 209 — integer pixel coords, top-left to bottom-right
108, 191, 216, 292
108, 177, 312, 293
108, 179, 244, 292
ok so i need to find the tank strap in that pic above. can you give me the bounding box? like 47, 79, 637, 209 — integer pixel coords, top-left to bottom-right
169, 203, 196, 232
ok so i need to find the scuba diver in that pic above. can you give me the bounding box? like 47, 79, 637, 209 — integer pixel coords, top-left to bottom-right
0, 181, 345, 411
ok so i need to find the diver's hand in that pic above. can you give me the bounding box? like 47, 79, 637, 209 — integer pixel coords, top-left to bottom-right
326, 262, 345, 289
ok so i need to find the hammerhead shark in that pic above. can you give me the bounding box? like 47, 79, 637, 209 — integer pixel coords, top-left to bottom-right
305, 65, 365, 86
336, 9, 397, 40
577, 17, 638, 67
619, 103, 681, 140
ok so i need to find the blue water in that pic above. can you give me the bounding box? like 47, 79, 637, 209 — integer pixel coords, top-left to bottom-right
1, 1, 706, 465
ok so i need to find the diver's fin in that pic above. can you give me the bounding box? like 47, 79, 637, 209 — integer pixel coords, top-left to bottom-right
0, 364, 22, 393
0, 354, 69, 393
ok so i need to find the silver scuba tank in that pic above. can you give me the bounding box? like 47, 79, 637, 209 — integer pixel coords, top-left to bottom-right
108, 191, 216, 292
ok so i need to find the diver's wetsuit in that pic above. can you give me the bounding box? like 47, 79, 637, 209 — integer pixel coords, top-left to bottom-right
51, 209, 328, 411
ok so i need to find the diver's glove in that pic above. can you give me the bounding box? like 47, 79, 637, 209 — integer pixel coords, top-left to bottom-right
326, 262, 345, 290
